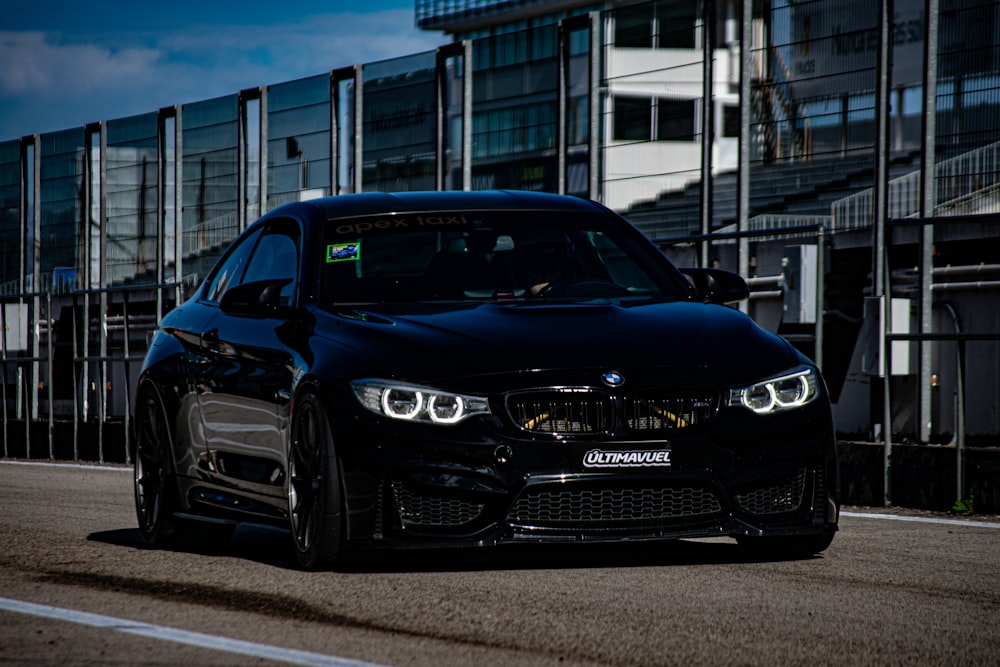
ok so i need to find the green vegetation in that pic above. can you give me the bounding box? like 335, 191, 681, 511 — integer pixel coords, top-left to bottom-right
951, 491, 974, 516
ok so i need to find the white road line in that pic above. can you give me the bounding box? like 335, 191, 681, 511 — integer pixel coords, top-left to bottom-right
841, 511, 1000, 529
0, 597, 392, 667
1, 459, 130, 471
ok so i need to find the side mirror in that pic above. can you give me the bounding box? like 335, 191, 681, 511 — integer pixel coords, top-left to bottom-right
219, 278, 294, 318
680, 268, 749, 305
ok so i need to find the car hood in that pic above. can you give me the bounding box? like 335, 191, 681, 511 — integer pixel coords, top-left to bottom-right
313, 299, 803, 387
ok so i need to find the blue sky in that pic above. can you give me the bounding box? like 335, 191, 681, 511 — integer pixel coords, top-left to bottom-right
0, 1, 445, 141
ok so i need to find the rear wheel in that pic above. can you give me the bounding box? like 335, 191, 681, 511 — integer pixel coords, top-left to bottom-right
288, 391, 343, 570
133, 385, 180, 546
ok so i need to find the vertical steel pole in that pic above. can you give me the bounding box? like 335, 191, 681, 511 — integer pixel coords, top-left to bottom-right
156, 112, 165, 319
45, 292, 53, 459
332, 70, 343, 195
72, 292, 79, 460
558, 19, 568, 196
700, 0, 716, 268
98, 122, 108, 462
354, 65, 364, 194
874, 0, 894, 505
30, 135, 40, 432
123, 290, 131, 464
738, 0, 752, 309
174, 106, 184, 305
259, 89, 267, 214
956, 338, 966, 499
919, 0, 939, 446
816, 222, 826, 371
462, 41, 473, 192
589, 12, 601, 201
80, 129, 93, 450
435, 48, 447, 192
238, 91, 247, 233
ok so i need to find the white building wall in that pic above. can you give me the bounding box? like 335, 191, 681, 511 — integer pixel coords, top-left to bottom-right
603, 46, 739, 211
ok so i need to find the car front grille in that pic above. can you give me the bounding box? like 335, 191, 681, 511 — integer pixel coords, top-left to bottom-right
625, 391, 719, 430
390, 481, 486, 528
735, 468, 808, 515
507, 484, 723, 528
507, 390, 613, 434
507, 389, 719, 435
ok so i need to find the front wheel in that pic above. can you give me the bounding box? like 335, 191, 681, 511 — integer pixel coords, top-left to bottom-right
287, 391, 343, 570
133, 385, 180, 546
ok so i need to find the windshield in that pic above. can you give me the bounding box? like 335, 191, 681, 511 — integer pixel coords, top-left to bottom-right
319, 210, 685, 305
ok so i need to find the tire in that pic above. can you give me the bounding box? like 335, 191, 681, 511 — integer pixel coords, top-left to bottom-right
133, 384, 181, 546
737, 531, 835, 560
287, 390, 343, 570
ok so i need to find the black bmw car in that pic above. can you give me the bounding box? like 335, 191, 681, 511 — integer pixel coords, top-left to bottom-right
133, 190, 838, 569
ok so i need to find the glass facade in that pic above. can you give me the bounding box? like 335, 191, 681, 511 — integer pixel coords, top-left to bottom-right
0, 140, 20, 290
38, 128, 86, 292
106, 113, 159, 287
472, 22, 560, 191
416, 0, 572, 30
181, 95, 240, 270
267, 75, 331, 209
362, 52, 438, 192
565, 18, 593, 197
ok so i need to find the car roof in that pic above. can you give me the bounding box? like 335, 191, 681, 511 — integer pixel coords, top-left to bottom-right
263, 190, 606, 224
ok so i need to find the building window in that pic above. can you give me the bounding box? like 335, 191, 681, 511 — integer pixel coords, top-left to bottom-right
613, 97, 652, 142
722, 105, 740, 138
614, 5, 653, 48
657, 99, 696, 141
656, 1, 697, 49
614, 1, 697, 49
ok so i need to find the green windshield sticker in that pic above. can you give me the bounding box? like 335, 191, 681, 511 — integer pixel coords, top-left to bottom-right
326, 242, 360, 263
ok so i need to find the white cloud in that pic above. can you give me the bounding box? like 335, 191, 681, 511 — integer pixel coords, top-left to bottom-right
0, 9, 445, 140
0, 32, 161, 96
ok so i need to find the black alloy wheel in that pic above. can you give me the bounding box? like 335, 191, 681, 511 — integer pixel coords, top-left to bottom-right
133, 386, 179, 546
288, 390, 343, 569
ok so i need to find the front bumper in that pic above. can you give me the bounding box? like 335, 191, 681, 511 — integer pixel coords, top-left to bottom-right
336, 401, 839, 550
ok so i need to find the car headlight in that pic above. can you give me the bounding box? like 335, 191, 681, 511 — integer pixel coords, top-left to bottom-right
351, 379, 491, 424
728, 366, 819, 414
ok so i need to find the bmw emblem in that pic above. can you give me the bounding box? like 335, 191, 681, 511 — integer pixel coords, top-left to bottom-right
601, 371, 624, 387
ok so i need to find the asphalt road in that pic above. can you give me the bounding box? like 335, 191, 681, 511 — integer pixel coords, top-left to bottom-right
1, 461, 998, 667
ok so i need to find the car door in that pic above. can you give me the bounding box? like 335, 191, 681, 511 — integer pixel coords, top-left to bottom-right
195, 220, 300, 503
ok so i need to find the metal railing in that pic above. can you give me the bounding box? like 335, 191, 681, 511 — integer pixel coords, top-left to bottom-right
747, 213, 832, 241
181, 211, 240, 258
877, 214, 1000, 506
1, 291, 53, 461
2, 283, 178, 463
832, 141, 1000, 230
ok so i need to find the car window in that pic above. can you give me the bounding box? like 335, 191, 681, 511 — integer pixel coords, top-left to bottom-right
320, 210, 681, 305
242, 223, 300, 306
203, 228, 261, 303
